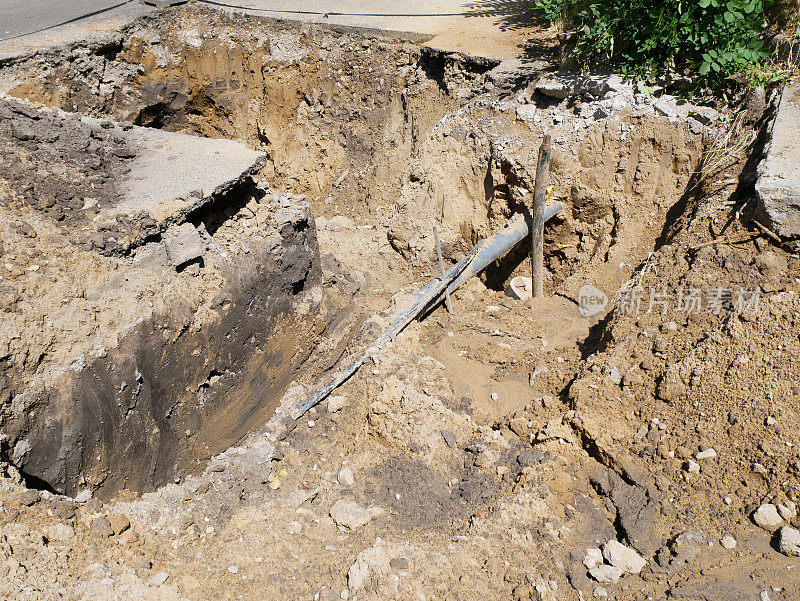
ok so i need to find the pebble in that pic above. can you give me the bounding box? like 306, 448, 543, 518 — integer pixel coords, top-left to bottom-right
108, 513, 130, 535
49, 523, 75, 542
74, 490, 93, 503
777, 501, 797, 520
695, 448, 717, 460
337, 466, 355, 487
752, 504, 784, 530
330, 500, 383, 530
149, 571, 169, 586
227, 565, 239, 574
720, 536, 737, 549
588, 564, 623, 584
602, 540, 646, 574
583, 548, 603, 570
685, 460, 700, 474
593, 587, 608, 598
90, 516, 114, 538
778, 526, 800, 557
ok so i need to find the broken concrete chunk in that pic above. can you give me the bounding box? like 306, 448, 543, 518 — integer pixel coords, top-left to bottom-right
602, 540, 646, 575
535, 74, 613, 99
756, 79, 800, 236
162, 223, 204, 268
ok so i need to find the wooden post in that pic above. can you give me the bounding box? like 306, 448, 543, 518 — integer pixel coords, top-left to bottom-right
531, 134, 552, 298
433, 227, 453, 313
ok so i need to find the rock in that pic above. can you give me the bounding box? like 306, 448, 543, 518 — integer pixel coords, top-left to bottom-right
330, 500, 383, 530
752, 504, 784, 530
671, 530, 706, 565
588, 564, 624, 584
593, 587, 608, 598
49, 523, 75, 542
535, 74, 613, 99
654, 96, 681, 120
684, 459, 700, 474
778, 526, 800, 557
90, 516, 114, 538
516, 104, 537, 123
778, 501, 797, 520
338, 467, 355, 487
162, 223, 204, 268
227, 565, 239, 574
756, 80, 800, 236
583, 548, 603, 569
108, 513, 131, 535
74, 490, 93, 503
389, 557, 409, 570
149, 571, 169, 586
602, 540, 646, 575
327, 396, 346, 413
695, 448, 717, 460
720, 536, 737, 549
347, 539, 390, 591
17, 489, 40, 506
441, 430, 457, 448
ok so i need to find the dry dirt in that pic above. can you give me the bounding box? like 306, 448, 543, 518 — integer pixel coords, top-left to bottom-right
0, 6, 798, 601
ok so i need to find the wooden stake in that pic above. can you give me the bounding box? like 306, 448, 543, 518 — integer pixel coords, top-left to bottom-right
531, 135, 552, 298
433, 227, 453, 313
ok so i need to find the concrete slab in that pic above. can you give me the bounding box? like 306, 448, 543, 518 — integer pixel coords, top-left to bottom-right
107, 124, 267, 243
756, 78, 800, 237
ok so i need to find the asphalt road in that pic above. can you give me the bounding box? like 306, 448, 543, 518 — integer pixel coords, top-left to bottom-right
0, 0, 149, 42
0, 0, 538, 60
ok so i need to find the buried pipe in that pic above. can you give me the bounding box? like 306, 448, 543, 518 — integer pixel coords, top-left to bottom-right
292, 203, 563, 419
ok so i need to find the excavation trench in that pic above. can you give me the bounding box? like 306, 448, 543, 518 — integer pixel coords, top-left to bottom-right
0, 9, 708, 500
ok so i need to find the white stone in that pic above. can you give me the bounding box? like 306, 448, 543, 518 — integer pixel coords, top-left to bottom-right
588, 564, 624, 584
685, 460, 700, 474
602, 540, 646, 575
74, 490, 93, 503
288, 521, 302, 534
593, 587, 608, 598
720, 536, 737, 549
583, 548, 603, 570
338, 467, 355, 487
330, 500, 383, 531
227, 565, 238, 574
778, 502, 797, 520
778, 526, 800, 557
752, 504, 784, 530
149, 571, 169, 586
516, 104, 537, 123
696, 448, 717, 460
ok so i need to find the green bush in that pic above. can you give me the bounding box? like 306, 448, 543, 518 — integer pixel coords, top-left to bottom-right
536, 0, 774, 87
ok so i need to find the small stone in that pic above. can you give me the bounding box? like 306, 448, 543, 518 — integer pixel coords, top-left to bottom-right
17, 489, 40, 506
441, 430, 457, 448
162, 223, 204, 268
337, 467, 355, 487
389, 557, 409, 570
696, 448, 717, 460
760, 591, 771, 601
588, 564, 624, 584
602, 540, 646, 574
593, 587, 608, 598
74, 490, 93, 503
227, 565, 239, 574
778, 526, 800, 557
720, 536, 737, 549
49, 523, 75, 542
778, 502, 797, 520
90, 516, 114, 538
753, 504, 784, 530
685, 459, 700, 473
583, 548, 603, 570
108, 513, 130, 535
330, 500, 383, 531
327, 396, 346, 413
149, 571, 169, 586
